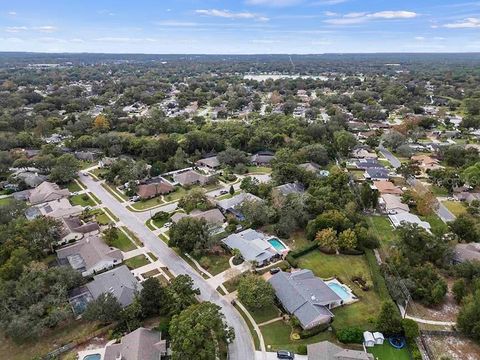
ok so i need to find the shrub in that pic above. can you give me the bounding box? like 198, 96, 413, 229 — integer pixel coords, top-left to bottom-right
299, 323, 329, 338
152, 211, 170, 221
297, 345, 307, 355
336, 327, 364, 344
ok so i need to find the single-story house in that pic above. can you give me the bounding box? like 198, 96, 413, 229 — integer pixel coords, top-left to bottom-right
196, 156, 220, 170
216, 192, 263, 220
173, 170, 212, 186
171, 208, 225, 226
273, 182, 305, 197
268, 269, 342, 330
250, 151, 275, 166
299, 162, 319, 173
453, 243, 480, 264
222, 229, 282, 267
56, 235, 123, 277
137, 181, 174, 200
307, 341, 374, 360
103, 327, 167, 360
388, 212, 431, 232
27, 197, 83, 220
352, 148, 378, 159
380, 194, 409, 214
363, 331, 375, 347
86, 265, 142, 307
60, 216, 100, 244
15, 171, 47, 188
373, 180, 403, 195
29, 181, 70, 205
351, 158, 382, 170
411, 155, 443, 172
364, 168, 390, 181
455, 192, 480, 204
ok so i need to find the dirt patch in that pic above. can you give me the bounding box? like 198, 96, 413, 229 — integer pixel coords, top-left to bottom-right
424, 335, 480, 360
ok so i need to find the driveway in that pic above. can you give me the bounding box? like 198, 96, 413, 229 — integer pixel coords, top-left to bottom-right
436, 202, 456, 223
79, 173, 255, 360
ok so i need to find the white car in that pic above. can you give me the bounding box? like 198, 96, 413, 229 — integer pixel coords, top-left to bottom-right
164, 222, 172, 228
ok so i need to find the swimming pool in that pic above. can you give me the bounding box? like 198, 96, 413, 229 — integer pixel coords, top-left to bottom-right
268, 238, 287, 251
83, 354, 101, 360
328, 282, 351, 300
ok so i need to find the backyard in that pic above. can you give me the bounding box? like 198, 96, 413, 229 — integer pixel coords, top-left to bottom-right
367, 343, 411, 360
297, 250, 385, 330
365, 215, 397, 246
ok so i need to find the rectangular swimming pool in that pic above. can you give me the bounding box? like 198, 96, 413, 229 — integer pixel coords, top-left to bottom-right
268, 238, 287, 251
328, 282, 351, 300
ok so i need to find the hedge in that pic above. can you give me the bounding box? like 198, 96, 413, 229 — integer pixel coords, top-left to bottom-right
289, 242, 319, 258
299, 322, 330, 338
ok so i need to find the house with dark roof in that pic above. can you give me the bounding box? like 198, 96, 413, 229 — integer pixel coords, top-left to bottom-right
171, 208, 225, 226
307, 341, 373, 360
268, 270, 342, 330
216, 192, 263, 220
59, 216, 100, 244
56, 235, 123, 276
274, 182, 305, 197
26, 197, 83, 220
250, 151, 275, 166
137, 181, 174, 200
364, 168, 390, 181
15, 171, 47, 188
173, 169, 212, 186
103, 327, 167, 360
29, 181, 70, 205
453, 243, 480, 264
196, 156, 220, 170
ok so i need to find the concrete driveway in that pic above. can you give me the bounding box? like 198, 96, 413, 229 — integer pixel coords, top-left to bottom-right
79, 172, 255, 360
256, 351, 308, 360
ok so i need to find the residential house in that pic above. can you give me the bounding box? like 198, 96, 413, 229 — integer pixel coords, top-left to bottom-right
352, 148, 378, 159
453, 243, 480, 264
364, 168, 390, 181
351, 158, 382, 170
373, 180, 403, 195
268, 270, 342, 330
454, 192, 480, 204
388, 212, 431, 232
216, 192, 263, 220
411, 155, 443, 173
74, 149, 102, 162
222, 229, 283, 267
60, 216, 100, 244
56, 235, 123, 277
273, 182, 305, 197
173, 170, 212, 187
380, 194, 409, 214
250, 151, 275, 166
103, 327, 167, 360
15, 171, 47, 188
26, 197, 83, 220
137, 181, 174, 200
171, 208, 225, 226
86, 265, 142, 307
29, 181, 70, 205
299, 162, 320, 173
196, 156, 220, 170
307, 341, 374, 360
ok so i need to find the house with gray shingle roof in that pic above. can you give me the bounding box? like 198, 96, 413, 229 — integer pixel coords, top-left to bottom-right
274, 182, 305, 197
103, 327, 167, 360
268, 270, 342, 330
29, 181, 70, 205
307, 341, 374, 360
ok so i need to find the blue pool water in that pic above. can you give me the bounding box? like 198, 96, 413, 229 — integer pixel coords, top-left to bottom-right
83, 354, 101, 360
268, 238, 287, 251
328, 282, 351, 300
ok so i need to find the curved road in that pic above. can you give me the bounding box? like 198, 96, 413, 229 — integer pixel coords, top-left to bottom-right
79, 173, 255, 360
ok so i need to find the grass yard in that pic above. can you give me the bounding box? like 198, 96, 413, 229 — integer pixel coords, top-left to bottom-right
246, 166, 272, 174
142, 269, 160, 278
430, 185, 450, 196
69, 193, 96, 207
109, 230, 136, 252
443, 200, 467, 217
152, 217, 169, 228
420, 213, 449, 235
148, 252, 158, 261
0, 197, 12, 206
297, 250, 384, 330
64, 180, 83, 192
366, 215, 397, 246
286, 231, 312, 250
101, 183, 128, 202
0, 320, 99, 360
125, 254, 150, 269
91, 167, 108, 179
196, 253, 231, 276
367, 343, 411, 360
131, 196, 165, 210
159, 233, 169, 244
121, 227, 143, 246
261, 319, 336, 353
349, 169, 366, 180
234, 304, 261, 350
249, 303, 281, 324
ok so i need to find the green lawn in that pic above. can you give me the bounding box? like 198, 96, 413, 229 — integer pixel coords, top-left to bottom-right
297, 251, 384, 330
125, 254, 150, 269
122, 227, 143, 246
109, 230, 136, 252
430, 185, 449, 196
69, 193, 96, 207
131, 196, 165, 210
0, 197, 12, 206
442, 200, 467, 217
420, 213, 448, 235
91, 167, 108, 178
366, 216, 397, 246
286, 231, 312, 250
95, 210, 113, 225
196, 253, 231, 276
246, 166, 272, 174
152, 217, 169, 228
64, 181, 83, 192
249, 303, 281, 324
367, 343, 411, 360
261, 319, 336, 353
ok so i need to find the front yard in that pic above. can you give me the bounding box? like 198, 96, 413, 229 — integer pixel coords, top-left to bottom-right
109, 230, 136, 252
196, 253, 231, 276
442, 200, 467, 217
69, 193, 96, 207
297, 250, 385, 330
125, 254, 150, 269
131, 196, 165, 210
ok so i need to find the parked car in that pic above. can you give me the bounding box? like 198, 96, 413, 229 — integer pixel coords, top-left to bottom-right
130, 195, 140, 202
164, 222, 173, 228
277, 350, 295, 359
220, 190, 228, 195
81, 171, 88, 176
270, 267, 281, 275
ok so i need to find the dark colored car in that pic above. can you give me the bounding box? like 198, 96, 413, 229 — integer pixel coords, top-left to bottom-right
277, 350, 295, 359
270, 267, 281, 275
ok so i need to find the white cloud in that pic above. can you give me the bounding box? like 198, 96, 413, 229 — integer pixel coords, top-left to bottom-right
246, 0, 302, 6
325, 10, 417, 25
94, 37, 158, 43
251, 39, 281, 43
444, 18, 480, 28
5, 26, 27, 33
195, 9, 269, 21
324, 11, 337, 16
414, 36, 425, 41
312, 0, 349, 5
8, 11, 16, 16
35, 26, 58, 33
156, 20, 198, 27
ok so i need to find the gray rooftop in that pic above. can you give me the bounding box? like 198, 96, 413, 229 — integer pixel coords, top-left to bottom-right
275, 182, 305, 196
222, 229, 277, 264
216, 192, 263, 211
104, 327, 166, 360
307, 341, 374, 360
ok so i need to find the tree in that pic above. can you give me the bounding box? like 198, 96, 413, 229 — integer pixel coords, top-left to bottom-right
237, 274, 275, 310
83, 292, 122, 324
139, 278, 168, 317
397, 161, 421, 178
402, 318, 419, 341
178, 189, 211, 213
93, 114, 110, 131
452, 279, 467, 303
457, 289, 480, 341
334, 130, 357, 156
306, 210, 351, 241
382, 131, 405, 150
167, 274, 200, 315
462, 162, 480, 187
169, 217, 211, 255
300, 144, 329, 166
229, 185, 235, 196
49, 153, 80, 184
218, 147, 247, 167
376, 301, 403, 335
170, 302, 234, 360
359, 182, 379, 209
102, 225, 118, 246
450, 214, 480, 243
238, 200, 275, 228
315, 228, 338, 253
240, 176, 260, 195
338, 228, 357, 251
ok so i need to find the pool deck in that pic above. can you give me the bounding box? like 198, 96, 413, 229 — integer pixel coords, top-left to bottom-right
78, 346, 107, 360
267, 237, 290, 255
324, 278, 358, 305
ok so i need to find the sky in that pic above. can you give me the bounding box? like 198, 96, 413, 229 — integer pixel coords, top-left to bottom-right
1, 0, 480, 54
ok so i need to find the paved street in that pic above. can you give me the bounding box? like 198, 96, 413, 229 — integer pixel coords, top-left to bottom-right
436, 202, 456, 223
378, 144, 401, 169
79, 173, 255, 360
